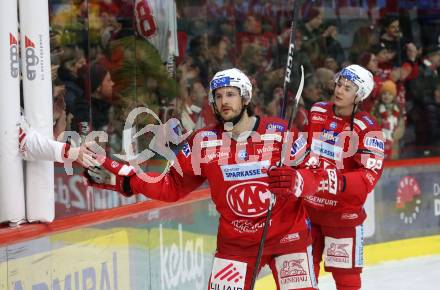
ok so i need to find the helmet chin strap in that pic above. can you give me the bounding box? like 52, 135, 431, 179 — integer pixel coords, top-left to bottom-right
350, 96, 359, 131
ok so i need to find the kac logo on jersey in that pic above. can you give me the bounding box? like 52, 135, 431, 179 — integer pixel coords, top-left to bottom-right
237, 149, 248, 160
9, 33, 19, 78
221, 160, 269, 181
329, 122, 337, 130
226, 181, 273, 217
364, 137, 384, 152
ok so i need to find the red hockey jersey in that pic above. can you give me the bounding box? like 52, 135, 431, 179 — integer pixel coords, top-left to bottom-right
128, 116, 316, 256
303, 102, 385, 227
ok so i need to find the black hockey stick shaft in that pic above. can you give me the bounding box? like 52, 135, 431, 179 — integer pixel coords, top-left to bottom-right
280, 0, 302, 119
248, 66, 304, 290
249, 194, 275, 290
250, 2, 302, 290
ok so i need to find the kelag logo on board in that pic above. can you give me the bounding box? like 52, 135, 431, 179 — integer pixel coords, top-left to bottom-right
395, 176, 422, 224
24, 36, 39, 80
9, 33, 19, 78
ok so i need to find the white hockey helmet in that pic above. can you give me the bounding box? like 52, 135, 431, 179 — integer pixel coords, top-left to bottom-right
335, 64, 374, 102
208, 68, 252, 104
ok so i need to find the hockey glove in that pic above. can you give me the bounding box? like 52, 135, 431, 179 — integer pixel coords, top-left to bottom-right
268, 166, 304, 199
316, 168, 346, 195
84, 157, 136, 197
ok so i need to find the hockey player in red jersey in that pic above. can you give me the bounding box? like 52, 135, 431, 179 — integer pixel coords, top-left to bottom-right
84, 68, 319, 290
268, 65, 385, 290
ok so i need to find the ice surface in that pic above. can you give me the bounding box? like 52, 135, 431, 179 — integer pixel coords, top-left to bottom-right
317, 255, 440, 290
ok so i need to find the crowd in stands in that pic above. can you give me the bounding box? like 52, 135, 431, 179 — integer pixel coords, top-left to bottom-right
47, 0, 440, 160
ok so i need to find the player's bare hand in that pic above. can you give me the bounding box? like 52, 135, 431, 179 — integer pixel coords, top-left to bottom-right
69, 142, 101, 168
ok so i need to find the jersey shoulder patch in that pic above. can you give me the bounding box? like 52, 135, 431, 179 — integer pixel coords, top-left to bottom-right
354, 112, 380, 132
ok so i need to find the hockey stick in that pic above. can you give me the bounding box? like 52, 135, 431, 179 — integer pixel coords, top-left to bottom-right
279, 0, 302, 119
249, 1, 303, 289
249, 67, 304, 290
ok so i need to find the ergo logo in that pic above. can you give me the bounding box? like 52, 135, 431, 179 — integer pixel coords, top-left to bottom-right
9, 33, 19, 78
24, 36, 39, 80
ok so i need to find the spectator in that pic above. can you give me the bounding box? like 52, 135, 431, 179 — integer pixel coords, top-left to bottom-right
180, 79, 206, 132
374, 41, 418, 119
408, 45, 440, 107
236, 13, 277, 70
57, 46, 86, 114
207, 35, 233, 78
265, 85, 283, 117
52, 80, 68, 139
319, 21, 345, 67
349, 25, 377, 63
371, 80, 405, 159
380, 15, 417, 69
302, 74, 323, 110
358, 52, 383, 112
315, 67, 335, 100
72, 62, 114, 137
298, 7, 324, 68
424, 82, 440, 154
408, 45, 440, 147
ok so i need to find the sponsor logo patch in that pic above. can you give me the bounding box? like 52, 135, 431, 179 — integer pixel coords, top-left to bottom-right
200, 130, 217, 138
9, 33, 19, 78
24, 36, 39, 81
341, 213, 359, 220
261, 133, 282, 142
255, 144, 280, 155
311, 115, 325, 123
280, 232, 300, 244
275, 253, 313, 289
210, 76, 231, 90
362, 115, 374, 125
221, 160, 270, 181
329, 122, 337, 130
311, 139, 343, 161
324, 237, 353, 268
290, 135, 307, 156
201, 139, 223, 148
364, 137, 385, 152
320, 129, 339, 144
210, 257, 246, 290
231, 219, 268, 234
266, 122, 285, 132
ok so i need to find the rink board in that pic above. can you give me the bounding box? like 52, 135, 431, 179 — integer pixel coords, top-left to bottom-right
0, 161, 440, 290
0, 196, 217, 290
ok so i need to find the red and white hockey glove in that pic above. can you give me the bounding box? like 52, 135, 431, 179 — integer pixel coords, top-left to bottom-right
316, 168, 346, 195
84, 157, 136, 197
268, 166, 305, 199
